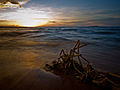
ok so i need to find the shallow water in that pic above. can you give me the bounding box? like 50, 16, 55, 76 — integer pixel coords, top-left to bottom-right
0, 26, 120, 72
0, 26, 120, 90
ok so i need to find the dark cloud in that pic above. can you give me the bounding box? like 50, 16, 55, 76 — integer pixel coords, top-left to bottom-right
0, 0, 30, 8
0, 20, 9, 22
0, 20, 17, 26
0, 20, 16, 22
48, 21, 57, 23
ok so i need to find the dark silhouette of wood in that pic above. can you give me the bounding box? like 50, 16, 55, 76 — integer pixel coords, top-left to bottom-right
44, 40, 120, 89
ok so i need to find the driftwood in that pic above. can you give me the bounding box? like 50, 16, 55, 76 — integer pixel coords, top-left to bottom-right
44, 40, 120, 89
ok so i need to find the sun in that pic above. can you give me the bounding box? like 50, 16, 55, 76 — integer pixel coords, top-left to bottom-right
19, 18, 48, 27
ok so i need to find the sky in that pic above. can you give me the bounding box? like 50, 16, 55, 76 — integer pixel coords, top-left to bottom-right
0, 0, 120, 27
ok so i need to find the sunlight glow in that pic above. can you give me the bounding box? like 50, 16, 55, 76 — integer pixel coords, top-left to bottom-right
20, 18, 48, 27
1, 8, 50, 27
18, 9, 50, 27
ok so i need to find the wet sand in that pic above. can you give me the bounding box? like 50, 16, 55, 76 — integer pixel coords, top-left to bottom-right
0, 39, 119, 90
0, 40, 104, 90
0, 69, 102, 90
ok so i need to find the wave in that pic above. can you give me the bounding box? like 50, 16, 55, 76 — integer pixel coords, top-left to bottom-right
61, 28, 78, 31
93, 31, 117, 35
0, 32, 26, 37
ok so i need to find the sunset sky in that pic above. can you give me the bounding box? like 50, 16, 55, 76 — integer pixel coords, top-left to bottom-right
0, 0, 120, 27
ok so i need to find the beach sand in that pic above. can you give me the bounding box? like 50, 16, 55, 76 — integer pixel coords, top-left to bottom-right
0, 68, 102, 90
0, 40, 98, 90
0, 40, 118, 90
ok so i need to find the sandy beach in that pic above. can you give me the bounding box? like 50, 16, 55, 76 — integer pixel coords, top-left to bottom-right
0, 68, 103, 90
0, 40, 97, 90
0, 40, 105, 90
0, 27, 120, 90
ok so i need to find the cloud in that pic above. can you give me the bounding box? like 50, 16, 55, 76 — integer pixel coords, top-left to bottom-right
87, 18, 120, 26
0, 0, 30, 8
0, 20, 16, 23
0, 20, 9, 22
48, 21, 57, 23
0, 20, 17, 26
47, 17, 120, 26
0, 4, 120, 26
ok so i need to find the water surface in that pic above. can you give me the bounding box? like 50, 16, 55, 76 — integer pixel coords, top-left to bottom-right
0, 26, 120, 72
0, 26, 120, 89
